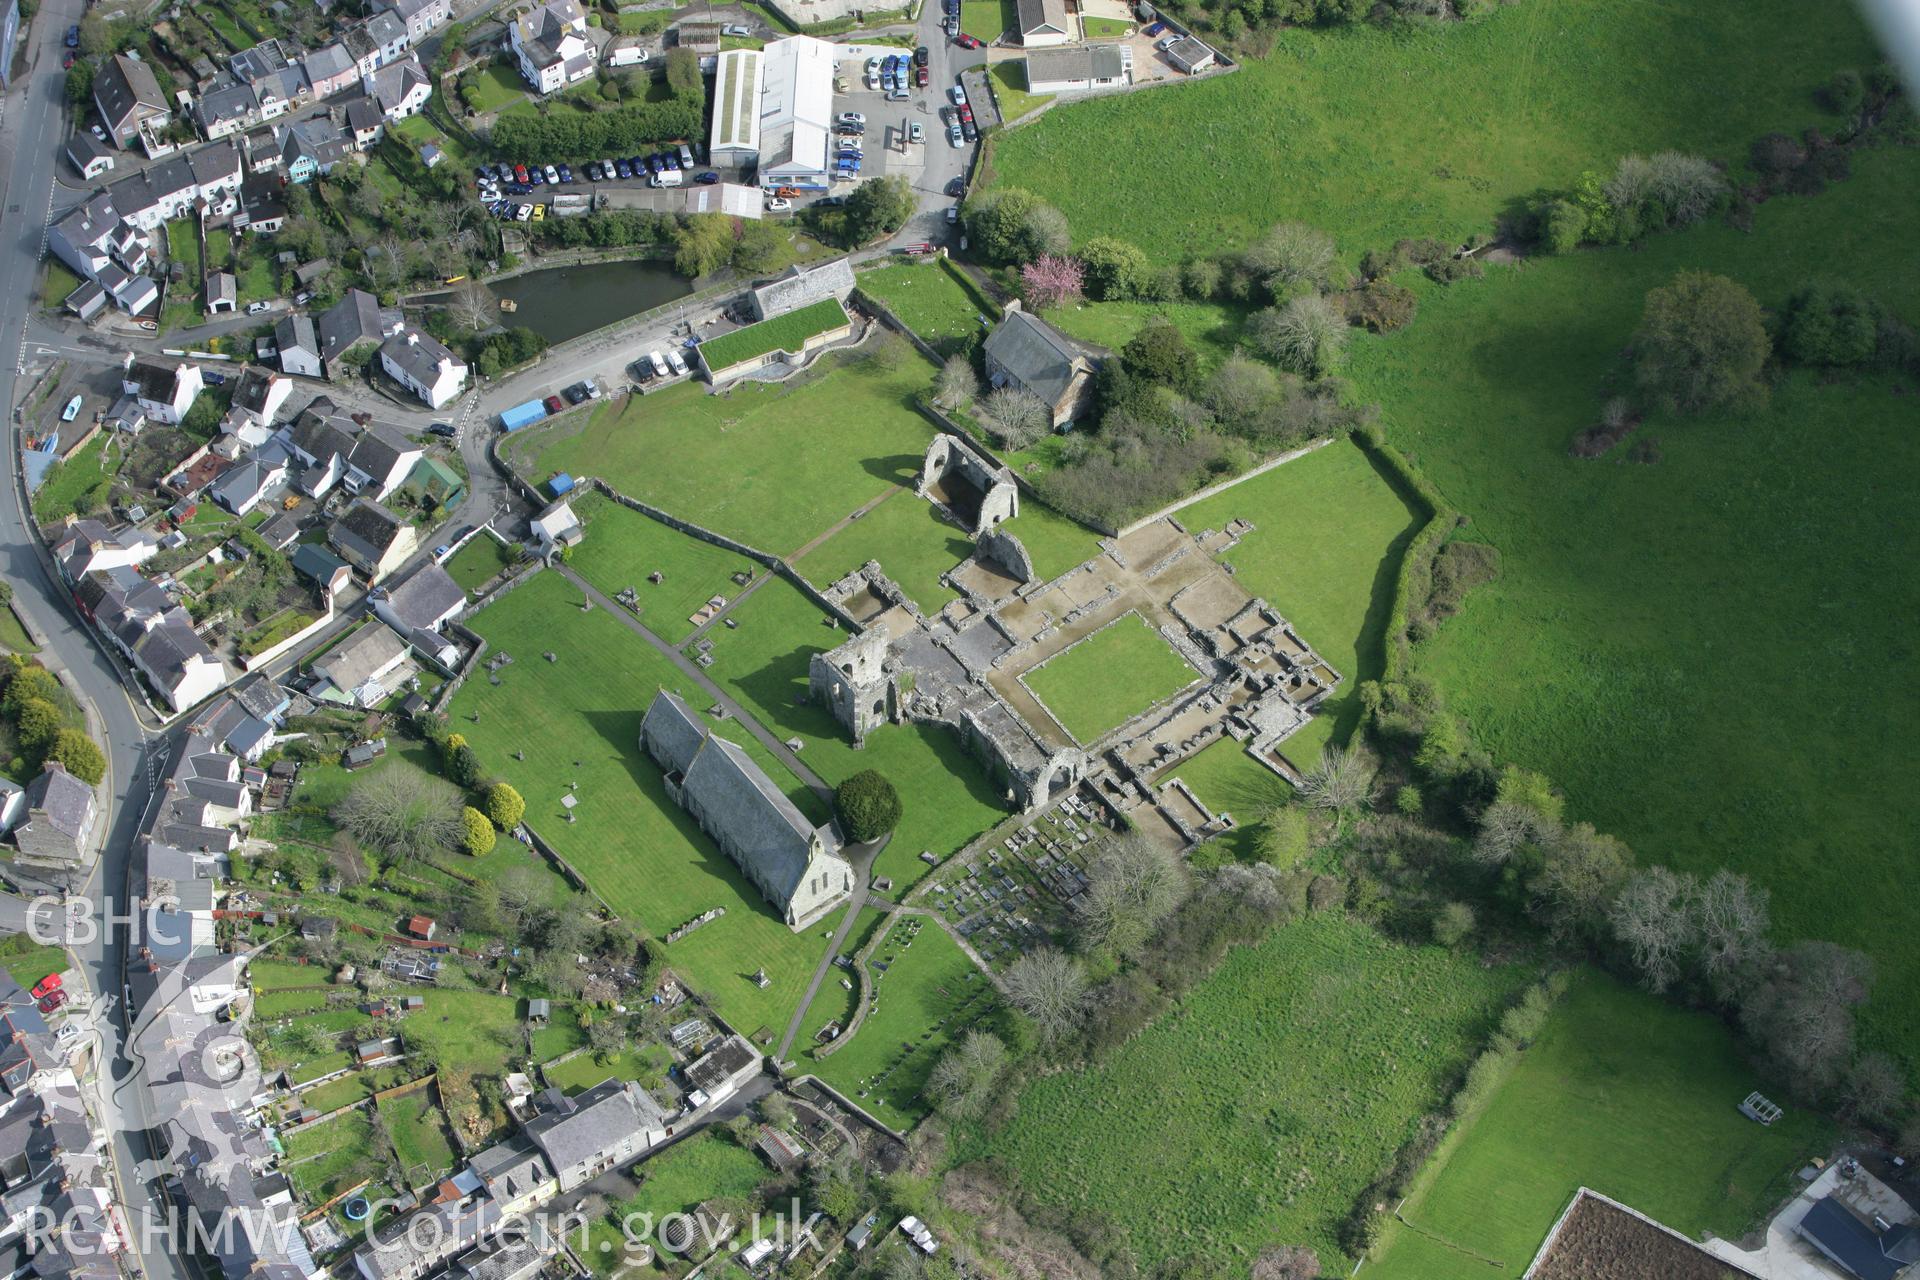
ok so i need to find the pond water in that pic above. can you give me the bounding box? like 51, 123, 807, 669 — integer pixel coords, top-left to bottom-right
457, 258, 691, 346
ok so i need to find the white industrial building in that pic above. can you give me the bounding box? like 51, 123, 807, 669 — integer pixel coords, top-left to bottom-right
756, 35, 835, 191
709, 48, 763, 167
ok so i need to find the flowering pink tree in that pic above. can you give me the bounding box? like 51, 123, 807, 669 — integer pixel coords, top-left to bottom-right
1020, 254, 1085, 310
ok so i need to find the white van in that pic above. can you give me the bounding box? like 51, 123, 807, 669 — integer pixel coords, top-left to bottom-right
650, 168, 684, 188
665, 348, 689, 376
648, 351, 670, 378
677, 143, 695, 168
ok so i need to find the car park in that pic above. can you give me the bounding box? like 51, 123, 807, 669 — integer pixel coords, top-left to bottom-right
909, 121, 925, 143
429, 421, 457, 436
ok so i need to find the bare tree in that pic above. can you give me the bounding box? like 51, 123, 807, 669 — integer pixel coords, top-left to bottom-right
1004, 949, 1088, 1044
1693, 869, 1771, 999
1842, 1050, 1904, 1127
1740, 941, 1872, 1093
927, 1029, 1008, 1119
1296, 744, 1376, 814
935, 354, 980, 411
978, 386, 1050, 450
1610, 867, 1697, 992
1531, 821, 1631, 943
449, 280, 493, 333
1251, 1245, 1321, 1280
1249, 293, 1349, 376
1473, 801, 1549, 865
1241, 221, 1340, 295
333, 769, 463, 863
1077, 833, 1190, 955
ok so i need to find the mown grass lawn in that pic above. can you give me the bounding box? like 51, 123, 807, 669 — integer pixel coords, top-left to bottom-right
0, 938, 66, 991
799, 915, 999, 1130
442, 535, 517, 594
41, 261, 82, 307
376, 1086, 459, 1187
794, 489, 972, 614
1162, 736, 1291, 862
581, 1132, 772, 1274
521, 339, 941, 558
466, 64, 531, 113
568, 492, 763, 642
856, 261, 995, 357
960, 0, 1011, 43
542, 1044, 670, 1094
282, 1110, 379, 1204
986, 60, 1051, 123
695, 575, 1009, 890
1022, 611, 1199, 744
448, 569, 834, 1037
1181, 437, 1426, 766
1367, 972, 1831, 1280
1346, 146, 1920, 1051
987, 0, 1880, 259
959, 914, 1528, 1272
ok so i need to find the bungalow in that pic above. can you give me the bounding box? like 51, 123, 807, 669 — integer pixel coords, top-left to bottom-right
1014, 0, 1072, 45
379, 326, 468, 409
64, 133, 116, 181
327, 497, 418, 581
122, 356, 204, 426
509, 0, 594, 95
1023, 42, 1132, 94
981, 303, 1096, 428
207, 448, 291, 516
310, 622, 411, 707
94, 53, 170, 152
275, 315, 323, 378
291, 543, 354, 598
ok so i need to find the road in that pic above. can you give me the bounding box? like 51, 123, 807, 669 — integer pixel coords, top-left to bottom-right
0, 9, 204, 1280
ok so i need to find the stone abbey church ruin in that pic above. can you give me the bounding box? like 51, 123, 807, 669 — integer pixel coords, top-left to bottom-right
809, 436, 1341, 843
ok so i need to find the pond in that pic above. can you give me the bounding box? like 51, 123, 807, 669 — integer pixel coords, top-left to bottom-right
449, 258, 692, 346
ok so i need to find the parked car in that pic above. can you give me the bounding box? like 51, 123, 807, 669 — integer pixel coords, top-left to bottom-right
37, 990, 66, 1014
695, 170, 719, 184
62, 50, 74, 69
584, 161, 601, 181
721, 22, 750, 34
1144, 19, 1166, 34
946, 176, 965, 196
959, 102, 974, 122
245, 300, 272, 315
543, 394, 566, 414
948, 122, 964, 147
89, 124, 106, 141
947, 204, 960, 223
429, 421, 457, 437
516, 204, 533, 221
678, 143, 695, 167
663, 151, 681, 170
64, 23, 78, 46
292, 291, 313, 306
528, 167, 545, 185
649, 350, 670, 378
765, 196, 792, 211
908, 121, 924, 143
962, 118, 977, 142
543, 164, 560, 183
562, 383, 589, 404
645, 154, 664, 174
531, 202, 546, 220
955, 31, 982, 48
948, 85, 967, 106
614, 158, 633, 179
631, 357, 655, 381
514, 163, 530, 183
916, 63, 929, 87
205, 370, 228, 386
839, 111, 866, 126
30, 974, 61, 1000
914, 44, 929, 65
558, 163, 574, 182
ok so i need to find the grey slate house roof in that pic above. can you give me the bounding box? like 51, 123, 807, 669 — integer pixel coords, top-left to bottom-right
18, 764, 97, 866
195, 82, 260, 135
376, 563, 465, 632
317, 289, 387, 364
750, 258, 855, 321
467, 1136, 554, 1206
379, 326, 461, 385
365, 10, 408, 48
254, 511, 304, 549
314, 623, 408, 694
95, 54, 168, 141
208, 451, 288, 513
522, 1078, 665, 1191
1025, 42, 1128, 84
641, 690, 854, 929
291, 543, 351, 586
1015, 0, 1070, 37
65, 132, 115, 176
274, 315, 319, 366
304, 43, 355, 87
284, 115, 352, 171
366, 58, 428, 117
983, 306, 1094, 424
328, 498, 408, 566
231, 38, 300, 86
344, 97, 383, 142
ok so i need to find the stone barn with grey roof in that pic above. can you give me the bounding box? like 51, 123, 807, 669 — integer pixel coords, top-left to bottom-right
983, 303, 1096, 427
640, 690, 854, 930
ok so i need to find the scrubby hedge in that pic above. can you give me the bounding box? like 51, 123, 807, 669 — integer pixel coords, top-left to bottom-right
1349, 423, 1457, 681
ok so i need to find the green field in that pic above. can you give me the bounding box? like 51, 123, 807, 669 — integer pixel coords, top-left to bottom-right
856, 261, 995, 356
1347, 146, 1920, 1049
581, 1132, 773, 1274
794, 490, 971, 613
799, 915, 998, 1129
987, 0, 1879, 258
698, 298, 849, 370
1368, 972, 1830, 1280
518, 340, 940, 558
962, 915, 1528, 1272
1022, 611, 1199, 744
567, 493, 764, 641
1181, 438, 1425, 764
695, 574, 1009, 889
442, 536, 517, 593
377, 1085, 459, 1187
449, 569, 834, 1035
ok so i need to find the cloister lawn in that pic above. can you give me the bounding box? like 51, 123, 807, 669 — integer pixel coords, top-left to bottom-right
1021, 611, 1199, 744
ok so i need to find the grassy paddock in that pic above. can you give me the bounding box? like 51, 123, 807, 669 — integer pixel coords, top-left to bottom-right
1367, 972, 1831, 1280
1347, 147, 1920, 1048
961, 914, 1528, 1271
988, 0, 1880, 258
567, 492, 763, 641
858, 261, 994, 356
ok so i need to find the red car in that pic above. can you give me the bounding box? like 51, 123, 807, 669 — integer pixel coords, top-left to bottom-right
30, 973, 61, 1000
514, 164, 531, 184
63, 50, 75, 69
543, 395, 566, 414
915, 64, 929, 88
958, 103, 974, 124
955, 32, 982, 48
37, 990, 67, 1015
